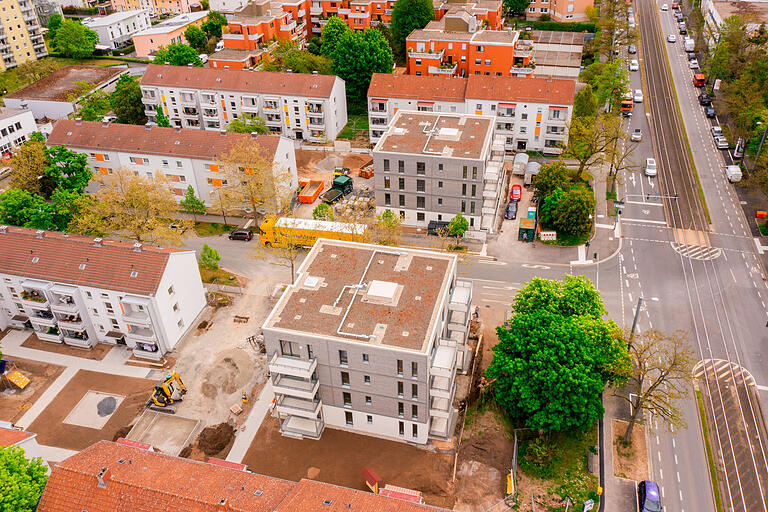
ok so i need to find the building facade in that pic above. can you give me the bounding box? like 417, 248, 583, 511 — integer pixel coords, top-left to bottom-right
700, 0, 768, 47
0, 226, 206, 360
132, 10, 208, 57
0, 0, 47, 71
367, 73, 574, 153
110, 0, 201, 15
83, 9, 151, 49
31, 0, 61, 27
261, 239, 473, 443
0, 107, 37, 156
139, 64, 347, 141
525, 0, 592, 21
46, 119, 299, 207
371, 111, 504, 232
0, 423, 49, 474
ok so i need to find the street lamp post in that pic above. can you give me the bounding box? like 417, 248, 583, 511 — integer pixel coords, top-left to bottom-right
753, 121, 768, 173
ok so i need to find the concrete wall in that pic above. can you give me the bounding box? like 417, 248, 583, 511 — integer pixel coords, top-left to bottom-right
153, 250, 206, 352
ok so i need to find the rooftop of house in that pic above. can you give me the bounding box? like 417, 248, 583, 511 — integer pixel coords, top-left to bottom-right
46, 119, 281, 162
209, 48, 265, 62
0, 226, 188, 296
373, 110, 494, 162
5, 66, 126, 102
368, 74, 468, 102
530, 30, 586, 46
133, 11, 210, 36
36, 440, 452, 512
708, 0, 768, 23
264, 240, 456, 352
0, 425, 36, 447
140, 64, 338, 98
82, 9, 149, 27
0, 106, 32, 122
407, 26, 516, 43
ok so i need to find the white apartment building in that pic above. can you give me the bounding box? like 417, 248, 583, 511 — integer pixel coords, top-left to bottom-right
372, 110, 505, 232
0, 226, 206, 360
367, 73, 575, 153
83, 10, 151, 49
139, 64, 348, 142
261, 239, 473, 443
0, 107, 36, 156
46, 119, 299, 207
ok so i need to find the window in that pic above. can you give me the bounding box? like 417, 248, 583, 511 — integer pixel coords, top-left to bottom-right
341, 371, 350, 387
177, 319, 185, 329
399, 195, 405, 207
173, 302, 179, 312
397, 359, 403, 375
416, 179, 425, 192
439, 163, 443, 171
384, 176, 390, 189
86, 291, 93, 299
383, 159, 390, 172
412, 404, 418, 419
476, 45, 484, 52
484, 59, 491, 65
343, 392, 352, 407
521, 113, 528, 120
399, 421, 405, 436
474, 58, 481, 65
308, 345, 314, 359
281, 339, 300, 357
339, 350, 348, 366
398, 177, 405, 190
417, 196, 425, 209
520, 127, 527, 134
462, 183, 467, 196
471, 184, 476, 197
462, 165, 467, 178
362, 353, 369, 363
413, 424, 418, 438
461, 200, 466, 213
398, 402, 404, 417
416, 162, 425, 175
412, 383, 418, 399
471, 201, 476, 214
472, 167, 478, 179
398, 160, 404, 173
385, 193, 391, 206
366, 395, 372, 405
411, 361, 418, 377
345, 411, 353, 425
367, 415, 373, 424
397, 381, 404, 397
438, 198, 443, 205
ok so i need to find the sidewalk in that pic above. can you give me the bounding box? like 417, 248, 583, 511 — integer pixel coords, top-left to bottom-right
225, 381, 273, 463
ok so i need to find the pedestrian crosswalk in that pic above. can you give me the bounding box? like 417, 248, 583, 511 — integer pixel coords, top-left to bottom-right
671, 242, 722, 261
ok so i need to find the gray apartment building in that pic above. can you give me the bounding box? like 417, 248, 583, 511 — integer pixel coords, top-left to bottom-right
261, 239, 473, 444
372, 110, 506, 233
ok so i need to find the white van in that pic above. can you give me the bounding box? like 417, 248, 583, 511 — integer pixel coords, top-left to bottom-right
199, 53, 209, 64
725, 165, 742, 183
215, 40, 225, 52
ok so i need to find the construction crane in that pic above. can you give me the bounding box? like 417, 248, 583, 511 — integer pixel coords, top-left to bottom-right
148, 372, 187, 413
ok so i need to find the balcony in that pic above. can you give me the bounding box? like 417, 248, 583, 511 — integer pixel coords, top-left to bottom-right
307, 103, 323, 114
56, 314, 85, 331
431, 343, 456, 379
122, 306, 151, 326
61, 329, 92, 348
275, 395, 322, 419
298, 8, 306, 16
264, 102, 280, 111
429, 415, 452, 438
223, 33, 245, 41
20, 289, 49, 309
203, 108, 219, 118
279, 415, 324, 439
545, 128, 567, 138
510, 65, 535, 76
29, 311, 57, 328
338, 7, 350, 14
265, 116, 283, 125
269, 353, 317, 379
281, 20, 297, 31
182, 107, 198, 117
449, 280, 472, 314
125, 326, 157, 342
133, 345, 163, 361
408, 48, 443, 60
35, 327, 63, 343
310, 4, 322, 14
430, 374, 453, 399
273, 375, 320, 400
428, 62, 457, 75
430, 396, 452, 419
308, 116, 324, 126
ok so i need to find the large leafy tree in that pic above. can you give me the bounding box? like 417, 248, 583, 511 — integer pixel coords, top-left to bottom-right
154, 105, 171, 127
44, 146, 93, 196
448, 212, 468, 237
180, 185, 206, 221
503, 0, 531, 14
261, 42, 333, 74
0, 188, 83, 231
9, 133, 48, 195
53, 19, 98, 60
16, 59, 59, 83
227, 113, 267, 134
553, 186, 596, 237
390, 0, 434, 61
76, 89, 111, 122
47, 13, 63, 39
532, 160, 570, 199
573, 84, 598, 120
110, 75, 147, 125
202, 11, 227, 38
153, 42, 204, 67
321, 16, 349, 58
487, 276, 631, 432
0, 445, 48, 512
332, 28, 393, 108
184, 25, 208, 52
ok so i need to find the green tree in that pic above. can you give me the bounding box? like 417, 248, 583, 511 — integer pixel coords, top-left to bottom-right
539, 186, 564, 226
448, 212, 469, 237
227, 113, 267, 134
573, 84, 598, 119
261, 41, 333, 74
47, 13, 63, 39
44, 146, 93, 195
110, 74, 146, 125
77, 88, 111, 122
0, 188, 83, 230
199, 243, 221, 270
9, 134, 48, 195
390, 0, 434, 61
153, 42, 204, 67
54, 19, 98, 60
321, 16, 349, 58
184, 25, 208, 52
312, 202, 334, 221
0, 189, 48, 228
202, 11, 227, 38
593, 60, 629, 112
0, 445, 48, 512
16, 59, 59, 83
332, 29, 393, 108
553, 186, 595, 236
487, 276, 631, 432
154, 105, 171, 127
373, 208, 402, 245
180, 185, 206, 222
503, 0, 531, 14
532, 160, 571, 199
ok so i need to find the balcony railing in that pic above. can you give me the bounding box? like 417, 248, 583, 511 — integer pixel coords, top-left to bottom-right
279, 415, 324, 439
273, 375, 320, 400
126, 326, 157, 342
431, 343, 456, 379
57, 315, 85, 331
408, 48, 443, 60
29, 311, 57, 328
269, 353, 317, 379
310, 5, 322, 14
35, 327, 62, 343
275, 395, 322, 419
428, 62, 457, 75
20, 290, 49, 309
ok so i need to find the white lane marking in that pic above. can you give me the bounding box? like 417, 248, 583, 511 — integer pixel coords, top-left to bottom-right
622, 218, 668, 225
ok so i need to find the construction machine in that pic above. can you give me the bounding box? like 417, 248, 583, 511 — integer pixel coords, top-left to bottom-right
148, 372, 187, 413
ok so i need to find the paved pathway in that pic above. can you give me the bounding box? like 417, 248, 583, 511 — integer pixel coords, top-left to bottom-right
226, 381, 274, 464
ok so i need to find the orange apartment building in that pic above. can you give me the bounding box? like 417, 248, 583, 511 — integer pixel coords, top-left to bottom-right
525, 0, 593, 22
111, 0, 202, 15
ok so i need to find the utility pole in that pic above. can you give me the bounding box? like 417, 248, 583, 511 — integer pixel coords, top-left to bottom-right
594, 252, 599, 290
628, 296, 643, 348
753, 121, 768, 173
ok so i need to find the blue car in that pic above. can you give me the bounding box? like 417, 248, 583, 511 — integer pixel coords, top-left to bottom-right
638, 480, 662, 512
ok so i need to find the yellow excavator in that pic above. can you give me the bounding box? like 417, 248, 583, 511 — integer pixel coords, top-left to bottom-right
148, 372, 187, 413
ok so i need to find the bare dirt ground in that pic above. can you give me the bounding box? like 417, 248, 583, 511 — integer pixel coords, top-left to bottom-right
29, 369, 155, 450
179, 421, 236, 461
0, 357, 65, 422
242, 416, 456, 509
295, 149, 339, 181
21, 333, 114, 360
612, 419, 649, 481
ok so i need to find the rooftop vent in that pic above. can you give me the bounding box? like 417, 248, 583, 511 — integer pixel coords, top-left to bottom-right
145, 124, 152, 130
31, 257, 39, 263
312, 70, 318, 76
0, 225, 7, 234
165, 61, 170, 65
323, 500, 333, 506
220, 129, 227, 136
217, 498, 230, 512
216, 77, 222, 82
74, 118, 82, 125
133, 242, 142, 252
130, 270, 138, 278
35, 230, 44, 239
253, 490, 264, 497
102, 121, 110, 128
79, 263, 86, 270
287, 69, 292, 73
364, 280, 402, 306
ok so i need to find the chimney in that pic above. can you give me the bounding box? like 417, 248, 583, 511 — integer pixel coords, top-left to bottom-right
145, 124, 152, 130
218, 498, 230, 512
102, 121, 110, 128
75, 117, 83, 125
287, 69, 292, 73
165, 61, 170, 65
224, 66, 229, 70
0, 225, 7, 234
93, 237, 103, 247
174, 127, 182, 133
220, 129, 227, 136
312, 70, 317, 76
132, 242, 142, 252
250, 132, 259, 138
96, 468, 112, 489
35, 230, 44, 239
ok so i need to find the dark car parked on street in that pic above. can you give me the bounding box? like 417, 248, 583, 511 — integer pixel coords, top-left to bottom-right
638, 481, 662, 512
229, 228, 254, 241
704, 106, 716, 118
504, 201, 518, 220
698, 93, 712, 106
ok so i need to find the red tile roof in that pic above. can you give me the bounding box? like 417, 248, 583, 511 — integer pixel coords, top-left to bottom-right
37, 441, 452, 512
0, 426, 36, 447
368, 74, 575, 106
140, 64, 339, 98
0, 226, 186, 296
46, 120, 281, 162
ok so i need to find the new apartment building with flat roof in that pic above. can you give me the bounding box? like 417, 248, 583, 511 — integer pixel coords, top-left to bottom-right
46, 119, 299, 207
139, 64, 347, 142
367, 73, 575, 153
0, 226, 206, 360
371, 110, 505, 232
262, 239, 473, 443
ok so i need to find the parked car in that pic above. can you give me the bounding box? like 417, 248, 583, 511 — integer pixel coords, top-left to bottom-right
711, 126, 723, 137
510, 184, 522, 202
689, 59, 699, 69
704, 106, 716, 118
427, 220, 450, 235
638, 481, 662, 512
687, 51, 697, 61
661, 3, 668, 10
675, 11, 683, 21
634, 89, 644, 102
215, 40, 225, 52
644, 157, 657, 177
679, 26, 688, 35
629, 59, 639, 71
714, 136, 729, 149
504, 201, 518, 220
628, 44, 637, 54
631, 128, 643, 142
671, 1, 679, 8
667, 34, 677, 43
725, 165, 742, 182
698, 93, 712, 106
229, 228, 254, 241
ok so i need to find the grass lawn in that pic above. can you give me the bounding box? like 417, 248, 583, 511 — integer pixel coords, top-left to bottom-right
0, 56, 126, 99
198, 266, 240, 284
194, 222, 236, 237
337, 114, 369, 140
